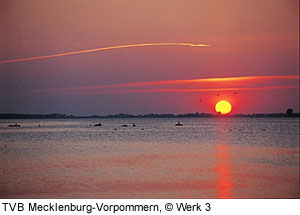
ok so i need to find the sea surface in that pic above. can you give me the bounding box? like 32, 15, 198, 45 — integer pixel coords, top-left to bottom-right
0, 117, 299, 198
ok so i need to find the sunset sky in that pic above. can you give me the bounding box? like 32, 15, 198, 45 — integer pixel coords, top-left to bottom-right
0, 0, 299, 115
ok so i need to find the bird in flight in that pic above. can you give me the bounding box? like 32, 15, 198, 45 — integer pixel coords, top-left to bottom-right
233, 92, 238, 95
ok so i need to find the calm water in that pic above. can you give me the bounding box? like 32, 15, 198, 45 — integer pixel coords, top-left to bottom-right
0, 118, 299, 198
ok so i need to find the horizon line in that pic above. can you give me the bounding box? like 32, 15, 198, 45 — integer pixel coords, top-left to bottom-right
0, 112, 299, 118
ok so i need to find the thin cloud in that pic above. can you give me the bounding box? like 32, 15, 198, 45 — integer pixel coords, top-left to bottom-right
0, 42, 210, 65
57, 86, 300, 96
21, 75, 299, 95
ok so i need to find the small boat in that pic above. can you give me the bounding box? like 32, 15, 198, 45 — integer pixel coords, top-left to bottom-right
175, 122, 183, 126
93, 123, 102, 127
122, 124, 128, 127
8, 123, 21, 127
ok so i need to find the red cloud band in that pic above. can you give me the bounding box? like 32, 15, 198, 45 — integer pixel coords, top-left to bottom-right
18, 75, 299, 96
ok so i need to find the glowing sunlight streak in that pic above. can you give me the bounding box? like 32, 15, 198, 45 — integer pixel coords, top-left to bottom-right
0, 42, 210, 64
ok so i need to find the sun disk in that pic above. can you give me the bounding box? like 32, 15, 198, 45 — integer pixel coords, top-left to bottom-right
215, 100, 232, 115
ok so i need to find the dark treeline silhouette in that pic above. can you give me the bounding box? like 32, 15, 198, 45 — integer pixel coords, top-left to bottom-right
0, 109, 299, 119
0, 113, 67, 119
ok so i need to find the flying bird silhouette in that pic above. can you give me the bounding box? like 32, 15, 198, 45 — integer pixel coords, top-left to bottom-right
233, 92, 238, 95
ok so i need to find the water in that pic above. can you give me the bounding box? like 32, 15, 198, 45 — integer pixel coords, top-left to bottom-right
0, 118, 299, 198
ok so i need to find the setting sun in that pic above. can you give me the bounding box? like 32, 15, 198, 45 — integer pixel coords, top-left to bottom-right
215, 100, 232, 115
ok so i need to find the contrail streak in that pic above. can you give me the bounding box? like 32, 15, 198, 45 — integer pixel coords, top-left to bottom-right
0, 42, 210, 64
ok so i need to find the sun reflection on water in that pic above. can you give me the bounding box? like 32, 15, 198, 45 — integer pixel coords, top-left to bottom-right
216, 144, 232, 198
215, 118, 233, 198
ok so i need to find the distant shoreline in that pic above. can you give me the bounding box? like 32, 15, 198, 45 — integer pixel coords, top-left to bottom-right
0, 112, 299, 119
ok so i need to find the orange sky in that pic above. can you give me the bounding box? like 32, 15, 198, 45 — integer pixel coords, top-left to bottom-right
0, 0, 299, 115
